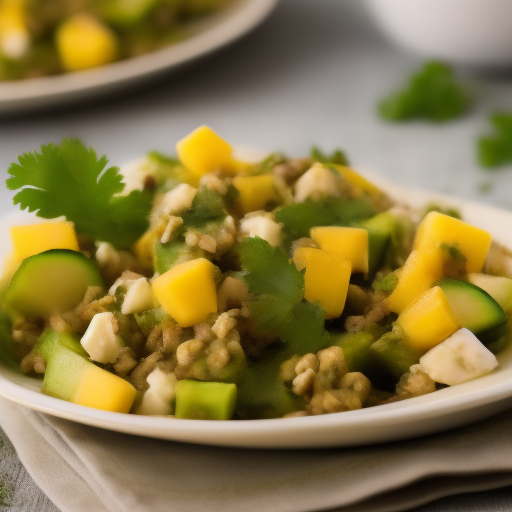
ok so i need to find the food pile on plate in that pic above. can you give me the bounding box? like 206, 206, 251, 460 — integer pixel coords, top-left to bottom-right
0, 126, 510, 421
0, 0, 232, 80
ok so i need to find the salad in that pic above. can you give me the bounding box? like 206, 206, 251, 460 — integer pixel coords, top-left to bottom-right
0, 0, 232, 80
0, 126, 510, 421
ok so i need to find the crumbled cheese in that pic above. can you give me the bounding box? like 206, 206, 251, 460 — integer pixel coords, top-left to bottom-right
160, 184, 197, 215
80, 312, 124, 364
294, 163, 339, 202
135, 368, 177, 416
122, 278, 155, 315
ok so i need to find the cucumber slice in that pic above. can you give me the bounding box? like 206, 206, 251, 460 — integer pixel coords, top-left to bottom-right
436, 278, 507, 334
467, 273, 512, 313
35, 327, 88, 363
359, 212, 396, 276
4, 249, 103, 318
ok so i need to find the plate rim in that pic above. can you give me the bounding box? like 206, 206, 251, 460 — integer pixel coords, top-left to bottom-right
0, 0, 279, 114
1, 181, 512, 448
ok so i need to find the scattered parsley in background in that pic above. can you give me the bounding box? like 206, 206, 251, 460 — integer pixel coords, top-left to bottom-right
379, 61, 470, 122
478, 113, 512, 168
310, 147, 349, 166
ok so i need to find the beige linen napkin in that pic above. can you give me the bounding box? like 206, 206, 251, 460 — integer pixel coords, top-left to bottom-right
1, 397, 512, 512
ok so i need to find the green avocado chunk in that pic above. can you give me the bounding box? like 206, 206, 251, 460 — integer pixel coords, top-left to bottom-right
331, 331, 375, 374
359, 212, 396, 276
175, 380, 237, 420
35, 327, 88, 363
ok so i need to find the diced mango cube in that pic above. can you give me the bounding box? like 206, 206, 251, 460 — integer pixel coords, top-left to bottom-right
385, 249, 445, 314
151, 258, 217, 327
332, 165, 383, 198
413, 212, 491, 274
233, 174, 280, 214
310, 226, 368, 274
397, 286, 460, 352
56, 14, 119, 71
176, 126, 233, 176
294, 247, 351, 319
10, 222, 79, 262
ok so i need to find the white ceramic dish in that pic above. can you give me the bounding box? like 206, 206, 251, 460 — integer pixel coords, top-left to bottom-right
1, 182, 512, 449
0, 0, 278, 115
364, 0, 512, 68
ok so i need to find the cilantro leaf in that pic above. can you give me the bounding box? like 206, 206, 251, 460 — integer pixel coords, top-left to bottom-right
6, 139, 152, 249
478, 113, 512, 168
310, 147, 349, 166
379, 61, 470, 122
275, 197, 375, 241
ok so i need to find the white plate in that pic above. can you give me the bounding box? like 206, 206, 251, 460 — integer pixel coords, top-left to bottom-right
1, 183, 512, 449
0, 0, 278, 115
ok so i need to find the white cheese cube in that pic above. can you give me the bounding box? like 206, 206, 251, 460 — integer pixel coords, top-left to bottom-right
80, 312, 124, 364
160, 183, 197, 215
135, 368, 177, 416
240, 215, 282, 247
294, 163, 339, 203
419, 328, 498, 386
121, 278, 155, 315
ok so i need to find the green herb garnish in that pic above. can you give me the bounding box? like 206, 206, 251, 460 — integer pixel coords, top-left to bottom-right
379, 61, 470, 122
478, 113, 512, 168
310, 147, 349, 166
6, 139, 152, 250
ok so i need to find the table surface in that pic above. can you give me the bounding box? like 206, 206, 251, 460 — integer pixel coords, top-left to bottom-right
1, 0, 512, 510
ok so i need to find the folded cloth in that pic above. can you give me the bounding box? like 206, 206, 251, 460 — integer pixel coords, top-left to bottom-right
1, 397, 512, 512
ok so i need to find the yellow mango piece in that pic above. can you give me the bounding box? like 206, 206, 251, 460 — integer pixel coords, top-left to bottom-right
176, 126, 232, 177
310, 226, 368, 274
397, 286, 460, 352
10, 222, 79, 262
294, 247, 351, 319
152, 257, 217, 327
0, 0, 30, 59
133, 229, 158, 270
413, 212, 491, 274
233, 174, 280, 214
56, 14, 119, 71
385, 249, 445, 314
74, 364, 137, 413
332, 165, 382, 198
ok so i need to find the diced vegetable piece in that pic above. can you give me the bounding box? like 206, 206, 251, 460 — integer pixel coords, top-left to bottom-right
154, 241, 205, 275
369, 331, 423, 390
151, 258, 217, 327
121, 278, 154, 315
4, 249, 103, 318
310, 226, 369, 274
176, 126, 232, 177
397, 286, 460, 352
386, 249, 444, 314
467, 273, 512, 313
333, 165, 383, 198
413, 212, 492, 273
99, 0, 160, 27
10, 222, 79, 262
42, 345, 136, 413
236, 357, 303, 419
436, 278, 507, 334
35, 327, 88, 363
134, 307, 171, 337
80, 312, 124, 364
293, 163, 339, 202
359, 212, 396, 276
419, 328, 498, 385
56, 14, 119, 71
293, 247, 351, 319
174, 380, 237, 420
233, 174, 280, 214
478, 322, 511, 354
135, 368, 177, 416
332, 331, 375, 374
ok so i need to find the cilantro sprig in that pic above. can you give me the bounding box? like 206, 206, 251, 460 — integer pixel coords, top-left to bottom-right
478, 113, 512, 168
379, 61, 470, 122
6, 139, 152, 249
238, 237, 329, 355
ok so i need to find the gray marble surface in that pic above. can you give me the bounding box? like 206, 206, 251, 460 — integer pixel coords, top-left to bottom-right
1, 0, 512, 510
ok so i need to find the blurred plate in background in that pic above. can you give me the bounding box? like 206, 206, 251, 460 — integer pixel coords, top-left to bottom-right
0, 0, 278, 116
